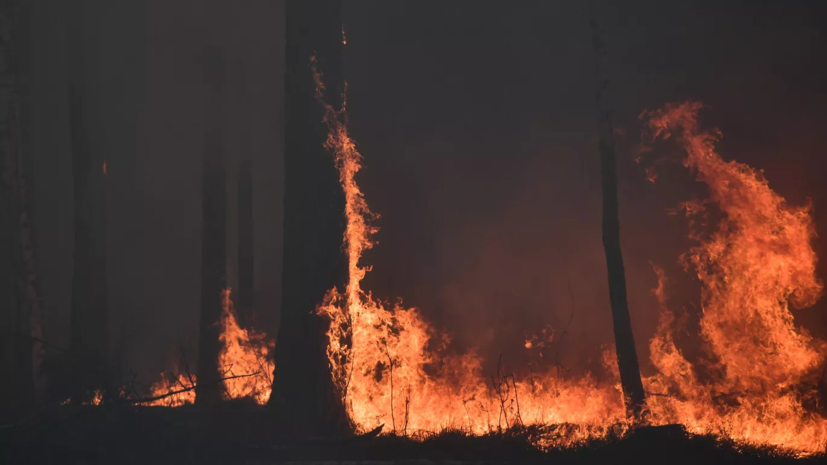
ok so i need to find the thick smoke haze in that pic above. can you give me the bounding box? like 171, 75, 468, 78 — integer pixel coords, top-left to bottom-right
28, 0, 827, 383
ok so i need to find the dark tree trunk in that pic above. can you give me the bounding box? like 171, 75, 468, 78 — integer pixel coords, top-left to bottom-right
68, 0, 109, 402
0, 0, 40, 422
0, 81, 15, 422
195, 48, 228, 406
589, 0, 646, 418
270, 0, 350, 436
237, 157, 254, 324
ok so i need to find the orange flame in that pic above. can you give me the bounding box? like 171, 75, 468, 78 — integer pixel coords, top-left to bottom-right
143, 373, 195, 407
218, 288, 274, 403
641, 101, 827, 455
144, 289, 273, 406
313, 57, 626, 443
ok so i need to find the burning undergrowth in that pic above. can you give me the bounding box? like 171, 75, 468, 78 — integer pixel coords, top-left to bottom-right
309, 57, 827, 454
312, 58, 627, 446
129, 84, 827, 456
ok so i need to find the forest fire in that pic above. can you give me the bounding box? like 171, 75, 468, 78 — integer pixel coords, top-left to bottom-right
8, 3, 827, 464
310, 56, 827, 454
130, 93, 827, 455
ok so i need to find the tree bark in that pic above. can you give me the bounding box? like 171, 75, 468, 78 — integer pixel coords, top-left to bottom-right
195, 48, 228, 406
269, 0, 350, 436
588, 0, 646, 418
67, 0, 110, 402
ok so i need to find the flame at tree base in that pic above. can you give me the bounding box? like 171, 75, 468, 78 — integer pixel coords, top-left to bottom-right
143, 289, 274, 407
313, 57, 628, 445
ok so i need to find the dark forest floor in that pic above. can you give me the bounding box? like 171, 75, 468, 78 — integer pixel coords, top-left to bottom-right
2, 401, 824, 465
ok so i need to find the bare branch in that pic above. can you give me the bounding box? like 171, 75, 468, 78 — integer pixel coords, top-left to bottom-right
127, 372, 259, 405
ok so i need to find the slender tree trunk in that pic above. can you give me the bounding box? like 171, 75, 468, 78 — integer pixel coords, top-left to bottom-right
0, 81, 15, 422
8, 99, 41, 411
195, 48, 228, 406
0, 120, 17, 423
270, 0, 349, 436
237, 157, 254, 323
0, 0, 40, 421
588, 0, 646, 418
68, 0, 109, 402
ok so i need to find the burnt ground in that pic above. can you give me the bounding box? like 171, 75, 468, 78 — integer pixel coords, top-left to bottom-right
1, 401, 824, 465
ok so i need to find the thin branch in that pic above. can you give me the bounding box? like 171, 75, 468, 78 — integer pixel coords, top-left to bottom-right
126, 372, 259, 405
510, 374, 524, 428
384, 340, 395, 434
491, 353, 510, 431
403, 387, 410, 437
553, 275, 577, 372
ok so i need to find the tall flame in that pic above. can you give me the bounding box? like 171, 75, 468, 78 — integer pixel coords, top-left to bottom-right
313, 57, 626, 443
218, 289, 274, 404
641, 101, 827, 455
144, 289, 273, 406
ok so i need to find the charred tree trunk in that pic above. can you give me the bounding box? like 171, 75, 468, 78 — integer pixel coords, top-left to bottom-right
0, 0, 41, 422
589, 0, 646, 418
270, 0, 349, 436
195, 49, 228, 406
237, 157, 254, 323
67, 0, 110, 402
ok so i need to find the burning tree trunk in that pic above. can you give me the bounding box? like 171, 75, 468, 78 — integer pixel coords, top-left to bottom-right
0, 0, 41, 422
195, 48, 228, 406
588, 0, 646, 417
269, 0, 350, 435
67, 0, 110, 402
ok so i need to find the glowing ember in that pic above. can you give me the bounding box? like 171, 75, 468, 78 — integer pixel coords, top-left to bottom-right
641, 101, 827, 455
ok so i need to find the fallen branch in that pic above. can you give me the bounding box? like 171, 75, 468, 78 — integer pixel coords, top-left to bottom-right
126, 372, 260, 405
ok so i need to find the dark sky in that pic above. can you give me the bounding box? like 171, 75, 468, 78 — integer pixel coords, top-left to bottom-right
28, 0, 827, 382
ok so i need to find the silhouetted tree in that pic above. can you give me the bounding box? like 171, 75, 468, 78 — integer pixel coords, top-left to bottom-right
195, 47, 228, 406
67, 0, 110, 402
0, 0, 42, 422
589, 0, 646, 418
237, 157, 254, 323
269, 0, 350, 435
